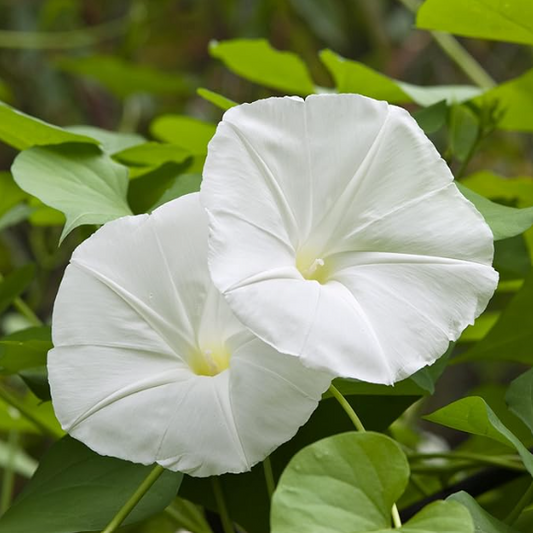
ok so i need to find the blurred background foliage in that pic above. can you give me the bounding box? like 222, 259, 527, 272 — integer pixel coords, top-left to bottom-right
0, 1, 532, 531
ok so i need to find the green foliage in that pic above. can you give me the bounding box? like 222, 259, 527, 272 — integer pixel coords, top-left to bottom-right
210, 39, 316, 95
0, 265, 35, 315
0, 437, 183, 533
425, 396, 533, 475
506, 369, 533, 436
417, 0, 533, 46
271, 432, 473, 533
197, 88, 237, 111
0, 327, 51, 375
458, 184, 533, 241
456, 269, 533, 364
12, 144, 132, 242
448, 492, 520, 533
57, 55, 190, 99
0, 103, 97, 151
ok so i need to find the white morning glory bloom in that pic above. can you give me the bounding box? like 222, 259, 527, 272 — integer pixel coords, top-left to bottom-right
48, 193, 331, 477
201, 94, 498, 385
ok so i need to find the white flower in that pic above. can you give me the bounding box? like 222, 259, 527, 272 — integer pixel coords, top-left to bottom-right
48, 193, 330, 477
200, 94, 498, 385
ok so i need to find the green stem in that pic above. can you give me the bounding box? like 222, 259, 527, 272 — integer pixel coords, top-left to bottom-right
211, 477, 234, 533
506, 480, 533, 524
0, 18, 127, 50
0, 383, 61, 438
101, 464, 166, 533
0, 430, 19, 515
263, 456, 276, 499
408, 451, 524, 471
0, 272, 42, 327
328, 384, 402, 527
328, 384, 365, 432
396, 0, 496, 89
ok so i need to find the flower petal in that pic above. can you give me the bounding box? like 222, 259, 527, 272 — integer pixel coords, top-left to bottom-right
202, 94, 498, 383
49, 193, 329, 476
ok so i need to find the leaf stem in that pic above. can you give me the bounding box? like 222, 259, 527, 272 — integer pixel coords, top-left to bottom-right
396, 0, 496, 89
506, 480, 533, 524
0, 383, 61, 438
263, 456, 276, 499
328, 384, 402, 527
328, 384, 365, 432
101, 464, 166, 533
211, 477, 234, 533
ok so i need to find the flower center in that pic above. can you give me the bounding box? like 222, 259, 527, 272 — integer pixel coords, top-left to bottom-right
296, 250, 329, 283
189, 345, 231, 376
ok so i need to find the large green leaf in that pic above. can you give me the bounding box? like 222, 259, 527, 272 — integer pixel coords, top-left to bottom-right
456, 269, 533, 364
0, 265, 35, 315
458, 183, 533, 240
320, 49, 482, 106
506, 368, 533, 436
66, 126, 145, 155
0, 436, 183, 533
473, 69, 533, 132
150, 115, 216, 155
210, 39, 316, 96
0, 326, 51, 374
12, 144, 132, 242
181, 394, 419, 533
57, 55, 189, 98
448, 492, 519, 533
417, 0, 533, 46
0, 102, 97, 150
425, 396, 533, 475
197, 88, 237, 111
271, 432, 473, 533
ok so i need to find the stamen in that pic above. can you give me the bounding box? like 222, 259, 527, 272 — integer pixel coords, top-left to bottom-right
303, 258, 324, 277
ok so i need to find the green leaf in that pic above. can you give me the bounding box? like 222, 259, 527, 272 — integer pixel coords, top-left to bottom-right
150, 115, 216, 155
271, 432, 473, 533
320, 49, 482, 106
425, 396, 533, 475
0, 265, 35, 315
210, 39, 316, 96
128, 162, 192, 214
456, 268, 533, 364
448, 104, 479, 162
462, 172, 533, 207
473, 69, 533, 132
458, 183, 533, 240
0, 102, 98, 150
417, 0, 533, 46
12, 144, 132, 242
0, 326, 51, 374
66, 126, 145, 154
0, 440, 37, 478
0, 204, 33, 232
0, 172, 26, 219
413, 101, 448, 134
57, 55, 189, 99
0, 436, 182, 533
506, 368, 533, 436
151, 173, 202, 211
181, 394, 419, 533
448, 491, 520, 533
19, 366, 50, 402
115, 142, 191, 168
197, 88, 237, 111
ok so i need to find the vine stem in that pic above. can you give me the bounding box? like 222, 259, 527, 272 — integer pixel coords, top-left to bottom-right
408, 451, 524, 471
211, 477, 234, 533
505, 480, 533, 525
263, 456, 276, 499
101, 464, 165, 533
328, 384, 402, 528
396, 0, 496, 89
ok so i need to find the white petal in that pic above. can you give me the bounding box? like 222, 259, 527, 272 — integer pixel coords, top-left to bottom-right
49, 193, 329, 476
201, 94, 498, 383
